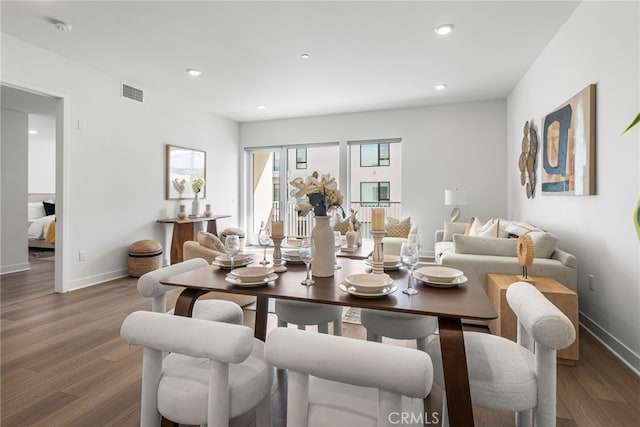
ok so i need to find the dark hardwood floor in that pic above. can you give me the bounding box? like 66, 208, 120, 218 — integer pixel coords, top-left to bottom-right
1, 259, 639, 426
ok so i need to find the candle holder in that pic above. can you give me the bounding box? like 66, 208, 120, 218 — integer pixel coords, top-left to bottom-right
271, 235, 287, 273
369, 230, 386, 275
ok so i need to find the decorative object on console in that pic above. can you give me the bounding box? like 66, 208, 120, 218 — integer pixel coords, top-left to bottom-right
190, 178, 205, 217
516, 233, 535, 283
177, 204, 186, 219
444, 189, 468, 221
519, 121, 539, 198
541, 84, 596, 196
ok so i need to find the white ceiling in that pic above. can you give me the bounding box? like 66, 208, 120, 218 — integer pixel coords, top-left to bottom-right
1, 1, 580, 123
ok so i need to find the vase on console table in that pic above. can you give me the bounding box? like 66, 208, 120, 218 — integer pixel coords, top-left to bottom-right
311, 216, 335, 277
204, 204, 212, 217
191, 192, 201, 217
177, 204, 187, 219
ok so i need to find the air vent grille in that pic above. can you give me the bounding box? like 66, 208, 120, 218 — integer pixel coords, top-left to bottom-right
121, 83, 144, 103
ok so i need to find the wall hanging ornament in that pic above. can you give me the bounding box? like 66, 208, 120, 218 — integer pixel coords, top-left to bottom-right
519, 120, 538, 198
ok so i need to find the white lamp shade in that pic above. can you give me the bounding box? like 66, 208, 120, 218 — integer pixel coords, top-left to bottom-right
444, 189, 469, 206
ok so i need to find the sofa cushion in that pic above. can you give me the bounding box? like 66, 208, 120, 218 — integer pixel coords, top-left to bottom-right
443, 221, 467, 241
197, 231, 225, 252
529, 231, 558, 259
505, 221, 544, 237
435, 241, 455, 263
453, 235, 517, 257
386, 217, 411, 238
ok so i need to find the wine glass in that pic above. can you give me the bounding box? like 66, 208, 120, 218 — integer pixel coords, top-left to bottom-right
334, 231, 342, 270
258, 226, 271, 266
299, 238, 316, 286
400, 241, 419, 295
224, 235, 241, 270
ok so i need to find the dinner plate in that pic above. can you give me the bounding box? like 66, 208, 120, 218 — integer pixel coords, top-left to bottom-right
212, 259, 253, 269
415, 266, 464, 281
339, 283, 397, 298
344, 273, 393, 293
229, 266, 274, 281
215, 253, 253, 264
282, 256, 304, 265
413, 271, 468, 288
283, 250, 300, 259
225, 272, 279, 287
364, 259, 403, 271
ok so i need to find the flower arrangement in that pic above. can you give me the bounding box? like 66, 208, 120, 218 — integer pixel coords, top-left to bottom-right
290, 171, 345, 217
348, 208, 361, 232
192, 178, 205, 194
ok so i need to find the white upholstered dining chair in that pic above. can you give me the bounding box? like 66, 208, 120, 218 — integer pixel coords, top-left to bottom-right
426, 281, 576, 427
266, 327, 433, 426
137, 258, 244, 324
121, 311, 272, 426
360, 309, 438, 352
275, 300, 343, 335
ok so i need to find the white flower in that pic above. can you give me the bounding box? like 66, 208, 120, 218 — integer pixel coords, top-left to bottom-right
192, 178, 205, 193
289, 171, 344, 217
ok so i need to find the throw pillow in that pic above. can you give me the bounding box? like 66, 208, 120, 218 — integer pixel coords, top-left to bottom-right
467, 218, 485, 236
43, 201, 55, 216
28, 202, 46, 220
443, 221, 467, 241
197, 231, 225, 252
528, 231, 558, 258
453, 234, 518, 257
478, 219, 499, 237
505, 221, 544, 237
385, 217, 411, 238
333, 218, 350, 235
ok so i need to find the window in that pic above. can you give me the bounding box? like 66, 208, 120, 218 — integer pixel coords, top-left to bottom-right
273, 151, 280, 172
360, 182, 390, 203
296, 148, 307, 169
360, 143, 390, 167
273, 183, 280, 202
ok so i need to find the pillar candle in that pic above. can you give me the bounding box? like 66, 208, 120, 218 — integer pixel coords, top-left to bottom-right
272, 220, 284, 236
371, 208, 385, 231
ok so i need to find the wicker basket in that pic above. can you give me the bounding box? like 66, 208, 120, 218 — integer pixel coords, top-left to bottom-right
128, 240, 163, 278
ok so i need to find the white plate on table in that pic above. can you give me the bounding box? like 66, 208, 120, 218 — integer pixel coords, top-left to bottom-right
415, 266, 463, 282
344, 273, 393, 293
339, 282, 397, 298
364, 259, 403, 271
225, 272, 278, 287
212, 258, 253, 269
413, 271, 468, 288
229, 266, 274, 281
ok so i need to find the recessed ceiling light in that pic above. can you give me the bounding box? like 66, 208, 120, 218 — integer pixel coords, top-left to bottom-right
300, 53, 310, 59
186, 68, 202, 77
434, 24, 454, 36
28, 130, 38, 135
257, 105, 266, 110
435, 84, 447, 90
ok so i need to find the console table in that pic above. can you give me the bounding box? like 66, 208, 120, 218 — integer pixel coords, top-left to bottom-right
157, 215, 230, 264
487, 273, 579, 364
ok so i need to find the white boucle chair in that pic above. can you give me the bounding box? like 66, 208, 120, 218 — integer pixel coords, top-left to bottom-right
266, 327, 434, 427
137, 258, 243, 324
121, 311, 272, 427
360, 309, 438, 352
275, 300, 343, 335
426, 281, 576, 427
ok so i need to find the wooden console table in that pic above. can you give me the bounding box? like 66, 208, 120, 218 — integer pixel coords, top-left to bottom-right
157, 215, 230, 264
487, 273, 579, 364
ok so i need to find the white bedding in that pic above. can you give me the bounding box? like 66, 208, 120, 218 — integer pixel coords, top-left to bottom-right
28, 215, 55, 239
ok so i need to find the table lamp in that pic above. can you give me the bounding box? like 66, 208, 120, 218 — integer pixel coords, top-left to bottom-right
444, 189, 469, 222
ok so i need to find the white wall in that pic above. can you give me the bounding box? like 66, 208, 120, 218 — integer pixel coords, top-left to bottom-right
1, 35, 240, 290
240, 100, 507, 252
507, 1, 640, 371
1, 107, 30, 274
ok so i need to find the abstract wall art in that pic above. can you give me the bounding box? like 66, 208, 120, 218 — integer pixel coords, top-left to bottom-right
541, 84, 596, 196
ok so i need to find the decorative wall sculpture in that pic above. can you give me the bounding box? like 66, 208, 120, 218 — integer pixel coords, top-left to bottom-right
518, 120, 538, 198
541, 84, 596, 196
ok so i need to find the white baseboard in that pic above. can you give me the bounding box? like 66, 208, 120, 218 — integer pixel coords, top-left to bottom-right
579, 311, 640, 377
67, 268, 129, 291
1, 262, 31, 275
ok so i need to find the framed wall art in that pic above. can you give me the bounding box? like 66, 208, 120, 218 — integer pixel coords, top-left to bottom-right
541, 84, 596, 196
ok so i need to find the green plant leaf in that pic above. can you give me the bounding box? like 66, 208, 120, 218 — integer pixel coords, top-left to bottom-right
622, 113, 640, 134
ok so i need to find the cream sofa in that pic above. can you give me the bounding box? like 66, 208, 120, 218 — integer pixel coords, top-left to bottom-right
434, 223, 577, 292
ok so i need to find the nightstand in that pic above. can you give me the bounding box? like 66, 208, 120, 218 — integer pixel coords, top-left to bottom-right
487, 273, 579, 365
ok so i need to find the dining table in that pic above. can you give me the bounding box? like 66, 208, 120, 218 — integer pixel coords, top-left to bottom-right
160, 256, 497, 427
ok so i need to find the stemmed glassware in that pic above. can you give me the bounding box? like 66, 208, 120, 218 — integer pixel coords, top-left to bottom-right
258, 225, 271, 266
224, 235, 241, 270
299, 238, 316, 286
334, 231, 342, 270
400, 241, 419, 295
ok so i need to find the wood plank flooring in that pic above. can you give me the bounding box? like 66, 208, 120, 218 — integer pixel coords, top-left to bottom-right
2, 259, 639, 426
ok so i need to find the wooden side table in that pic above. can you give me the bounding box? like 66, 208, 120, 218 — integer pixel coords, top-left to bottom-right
487, 273, 579, 365
158, 215, 230, 264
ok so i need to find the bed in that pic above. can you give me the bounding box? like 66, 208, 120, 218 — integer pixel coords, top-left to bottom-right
28, 193, 56, 249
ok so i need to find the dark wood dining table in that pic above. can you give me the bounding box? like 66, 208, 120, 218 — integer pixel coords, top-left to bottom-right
161, 257, 497, 427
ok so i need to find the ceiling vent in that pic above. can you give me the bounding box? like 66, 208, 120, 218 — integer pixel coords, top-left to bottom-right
121, 82, 144, 104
